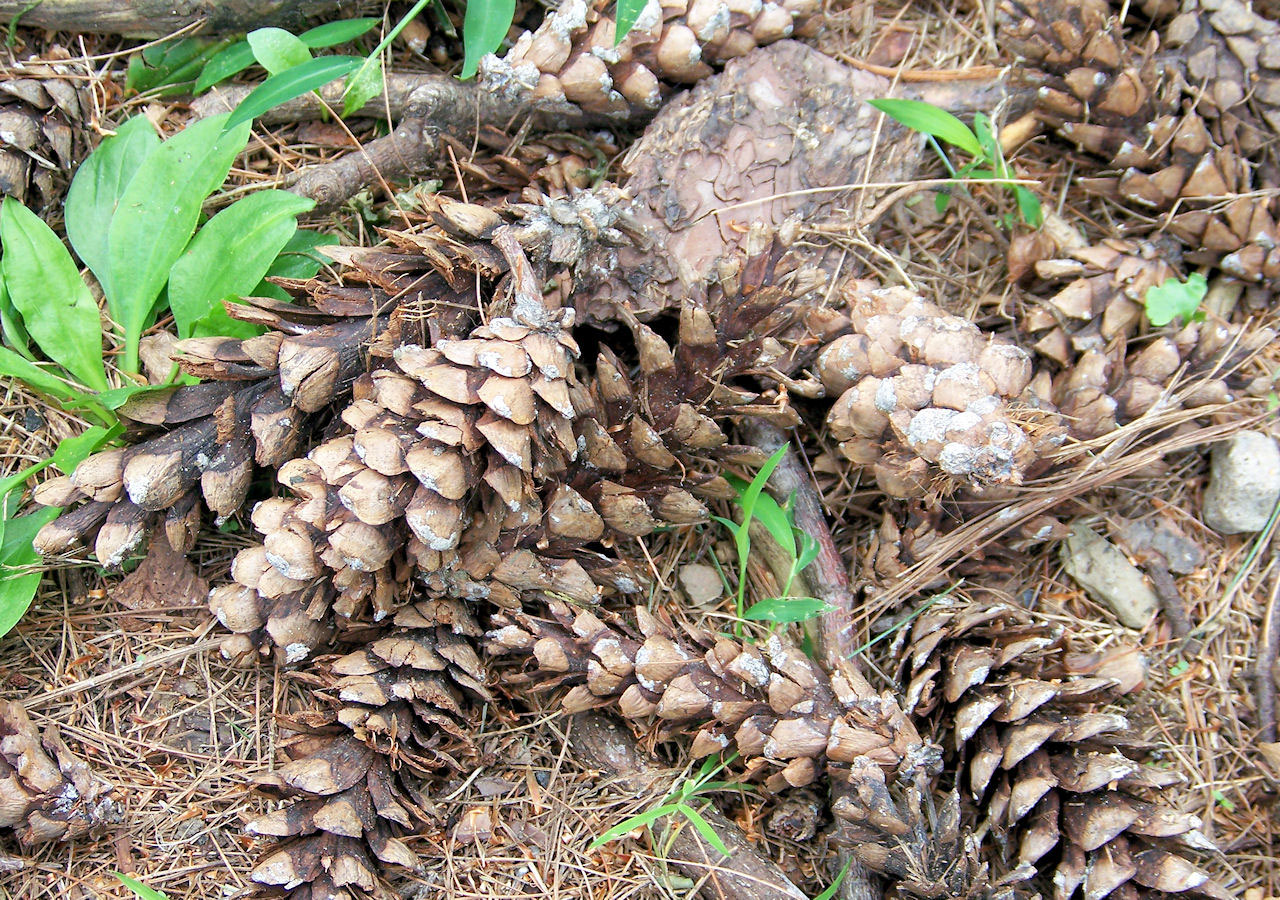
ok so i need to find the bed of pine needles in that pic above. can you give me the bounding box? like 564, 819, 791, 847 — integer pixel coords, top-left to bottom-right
1, 0, 1277, 898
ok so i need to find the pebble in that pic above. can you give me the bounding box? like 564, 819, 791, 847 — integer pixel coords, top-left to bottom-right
1062, 524, 1159, 629
679, 563, 724, 605
1202, 431, 1280, 534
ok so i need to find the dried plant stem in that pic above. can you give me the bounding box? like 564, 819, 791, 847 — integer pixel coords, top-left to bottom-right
1258, 573, 1280, 743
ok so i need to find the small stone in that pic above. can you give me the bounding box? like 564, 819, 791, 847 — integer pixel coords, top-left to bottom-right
679, 563, 724, 605
1062, 525, 1159, 629
1203, 431, 1280, 534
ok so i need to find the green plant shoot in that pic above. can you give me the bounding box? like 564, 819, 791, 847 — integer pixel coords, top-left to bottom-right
868, 99, 1042, 227
589, 753, 750, 857
1144, 272, 1207, 327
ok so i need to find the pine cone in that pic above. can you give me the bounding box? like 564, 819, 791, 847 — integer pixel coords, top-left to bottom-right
998, 0, 1280, 283
0, 61, 88, 211
815, 281, 1063, 500
483, 0, 820, 115
0, 701, 122, 845
869, 597, 1228, 900
245, 597, 486, 896
1011, 228, 1275, 438
486, 599, 925, 791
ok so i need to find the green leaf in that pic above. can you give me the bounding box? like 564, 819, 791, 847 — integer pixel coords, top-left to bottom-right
0, 197, 108, 391
189, 302, 268, 340
168, 190, 313, 338
95, 384, 162, 411
795, 531, 820, 572
615, 0, 647, 43
1145, 272, 1207, 327
750, 491, 797, 562
51, 423, 123, 475
115, 874, 171, 900
588, 804, 680, 849
1014, 185, 1042, 227
263, 229, 339, 280
972, 112, 1000, 168
247, 27, 312, 75
224, 56, 364, 131
105, 114, 251, 371
675, 803, 730, 856
301, 18, 381, 47
460, 0, 516, 79
735, 445, 787, 531
743, 596, 834, 624
0, 505, 59, 639
867, 99, 984, 158
127, 38, 221, 95
342, 55, 384, 117
813, 860, 852, 900
195, 41, 255, 92
65, 115, 161, 298
0, 346, 100, 409
0, 279, 30, 357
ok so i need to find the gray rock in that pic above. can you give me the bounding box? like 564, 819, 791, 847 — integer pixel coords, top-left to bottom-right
679, 563, 724, 605
1203, 431, 1280, 534
1061, 525, 1159, 629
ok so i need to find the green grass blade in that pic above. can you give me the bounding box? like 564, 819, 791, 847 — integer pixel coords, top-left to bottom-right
588, 804, 677, 849
224, 56, 363, 130
615, 0, 648, 43
676, 803, 731, 856
868, 99, 983, 158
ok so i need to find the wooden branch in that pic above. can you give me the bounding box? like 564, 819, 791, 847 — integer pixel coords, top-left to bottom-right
570, 713, 810, 900
0, 0, 349, 36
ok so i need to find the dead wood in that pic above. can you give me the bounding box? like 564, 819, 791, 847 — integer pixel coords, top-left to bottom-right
569, 713, 811, 900
0, 0, 349, 36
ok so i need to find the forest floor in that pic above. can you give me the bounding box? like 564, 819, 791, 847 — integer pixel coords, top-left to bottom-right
0, 1, 1277, 899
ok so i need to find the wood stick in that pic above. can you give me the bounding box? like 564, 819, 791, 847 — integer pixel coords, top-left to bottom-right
0, 0, 348, 36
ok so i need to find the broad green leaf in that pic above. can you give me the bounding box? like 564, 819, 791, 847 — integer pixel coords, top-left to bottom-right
301, 18, 381, 47
735, 445, 787, 533
105, 114, 251, 371
615, 0, 647, 44
168, 190, 313, 338
51, 423, 123, 475
709, 515, 741, 539
224, 56, 364, 131
1145, 272, 1207, 327
65, 115, 161, 298
460, 0, 516, 79
195, 41, 255, 92
115, 874, 171, 900
248, 27, 312, 75
743, 596, 834, 624
96, 384, 165, 411
814, 860, 853, 900
588, 804, 680, 849
127, 38, 222, 95
0, 277, 31, 357
0, 461, 52, 507
190, 303, 268, 340
0, 346, 99, 408
342, 55, 384, 117
0, 197, 108, 390
0, 505, 59, 639
868, 99, 983, 158
675, 803, 730, 856
262, 229, 339, 280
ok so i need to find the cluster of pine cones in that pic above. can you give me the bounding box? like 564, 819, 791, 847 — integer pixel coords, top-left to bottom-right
5, 0, 1277, 898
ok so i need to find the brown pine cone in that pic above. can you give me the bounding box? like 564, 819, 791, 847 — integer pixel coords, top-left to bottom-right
877, 597, 1228, 900
0, 60, 89, 211
485, 599, 925, 792
998, 0, 1280, 282
0, 701, 122, 845
815, 281, 1063, 499
483, 0, 820, 115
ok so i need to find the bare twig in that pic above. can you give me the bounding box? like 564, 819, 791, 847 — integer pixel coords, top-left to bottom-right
1258, 574, 1280, 744
0, 0, 348, 35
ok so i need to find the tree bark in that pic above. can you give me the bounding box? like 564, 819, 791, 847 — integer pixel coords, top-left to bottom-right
0, 0, 350, 36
